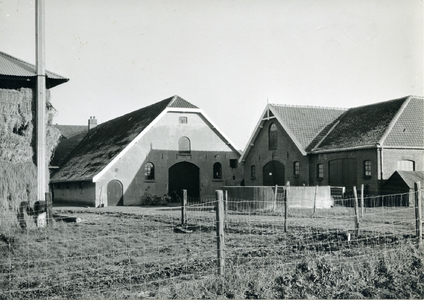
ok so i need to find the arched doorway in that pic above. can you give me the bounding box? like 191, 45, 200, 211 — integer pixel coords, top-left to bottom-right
169, 162, 200, 202
263, 160, 285, 186
107, 180, 123, 206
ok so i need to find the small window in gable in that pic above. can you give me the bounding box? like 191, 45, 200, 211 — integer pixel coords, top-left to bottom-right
145, 162, 155, 180
397, 160, 415, 171
364, 160, 372, 177
178, 137, 191, 154
179, 116, 188, 124
293, 161, 300, 177
269, 123, 277, 150
213, 162, 222, 179
251, 165, 256, 180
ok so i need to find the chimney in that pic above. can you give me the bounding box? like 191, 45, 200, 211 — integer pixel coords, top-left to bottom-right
88, 116, 97, 130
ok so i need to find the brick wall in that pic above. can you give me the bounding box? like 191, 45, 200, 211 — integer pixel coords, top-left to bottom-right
243, 118, 308, 186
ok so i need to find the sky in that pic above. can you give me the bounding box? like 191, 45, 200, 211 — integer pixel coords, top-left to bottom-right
0, 0, 423, 150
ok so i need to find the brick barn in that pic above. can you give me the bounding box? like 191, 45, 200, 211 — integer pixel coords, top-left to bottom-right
240, 95, 424, 196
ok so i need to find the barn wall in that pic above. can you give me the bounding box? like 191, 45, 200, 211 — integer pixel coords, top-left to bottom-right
381, 148, 424, 180
309, 148, 379, 195
95, 111, 242, 206
52, 182, 96, 206
242, 118, 309, 187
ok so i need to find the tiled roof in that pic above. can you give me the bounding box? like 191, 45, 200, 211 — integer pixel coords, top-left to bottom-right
270, 104, 346, 150
313, 97, 409, 151
383, 97, 424, 148
51, 98, 173, 182
168, 95, 199, 109
0, 51, 68, 88
54, 125, 88, 139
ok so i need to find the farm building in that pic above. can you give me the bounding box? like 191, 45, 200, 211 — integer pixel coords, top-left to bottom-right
0, 51, 68, 224
50, 95, 242, 207
240, 95, 424, 196
382, 171, 424, 206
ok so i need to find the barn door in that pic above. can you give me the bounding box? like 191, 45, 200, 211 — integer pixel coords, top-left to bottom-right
168, 162, 200, 202
329, 159, 357, 188
263, 160, 285, 186
107, 180, 123, 206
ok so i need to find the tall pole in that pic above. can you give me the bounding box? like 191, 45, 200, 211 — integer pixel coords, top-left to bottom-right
36, 0, 46, 202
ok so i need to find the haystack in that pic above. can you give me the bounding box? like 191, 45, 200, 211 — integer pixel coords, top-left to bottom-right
0, 88, 60, 230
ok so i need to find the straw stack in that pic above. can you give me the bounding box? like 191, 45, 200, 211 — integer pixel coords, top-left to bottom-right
0, 88, 60, 229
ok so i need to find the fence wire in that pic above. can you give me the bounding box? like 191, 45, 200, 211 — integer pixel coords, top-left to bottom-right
0, 188, 422, 299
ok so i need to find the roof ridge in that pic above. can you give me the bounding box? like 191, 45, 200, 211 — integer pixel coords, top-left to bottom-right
347, 96, 410, 109
167, 95, 180, 107
269, 103, 347, 111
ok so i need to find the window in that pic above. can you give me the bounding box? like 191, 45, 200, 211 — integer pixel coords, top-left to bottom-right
144, 162, 155, 180
268, 123, 277, 150
178, 136, 191, 154
179, 116, 188, 124
230, 159, 238, 168
317, 163, 324, 179
363, 160, 371, 177
397, 160, 415, 171
293, 161, 300, 177
251, 165, 256, 180
213, 162, 222, 179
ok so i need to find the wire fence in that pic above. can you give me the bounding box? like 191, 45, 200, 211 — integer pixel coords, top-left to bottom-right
0, 185, 422, 299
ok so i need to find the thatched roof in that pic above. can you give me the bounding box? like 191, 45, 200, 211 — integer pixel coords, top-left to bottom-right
50, 96, 202, 182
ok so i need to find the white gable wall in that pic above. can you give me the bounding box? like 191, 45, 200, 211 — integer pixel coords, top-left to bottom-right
94, 111, 242, 206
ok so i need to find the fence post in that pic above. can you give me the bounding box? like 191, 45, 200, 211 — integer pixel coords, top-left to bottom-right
414, 182, 422, 245
224, 189, 229, 230
181, 189, 187, 225
273, 185, 278, 212
361, 184, 364, 218
45, 192, 53, 225
353, 186, 360, 237
312, 185, 318, 216
284, 185, 289, 233
215, 190, 225, 276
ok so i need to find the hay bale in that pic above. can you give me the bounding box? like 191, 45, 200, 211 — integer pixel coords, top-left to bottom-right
0, 88, 59, 231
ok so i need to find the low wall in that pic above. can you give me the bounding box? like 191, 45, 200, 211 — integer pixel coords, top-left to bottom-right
288, 186, 333, 209
222, 186, 284, 211
222, 186, 333, 211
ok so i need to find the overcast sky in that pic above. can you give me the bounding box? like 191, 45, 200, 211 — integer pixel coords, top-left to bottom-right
1, 0, 422, 150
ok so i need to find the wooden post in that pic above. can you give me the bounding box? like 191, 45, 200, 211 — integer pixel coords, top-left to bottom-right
215, 190, 225, 276
45, 192, 53, 225
224, 190, 229, 230
273, 185, 278, 212
284, 186, 289, 232
361, 184, 364, 218
36, 0, 47, 203
312, 185, 318, 215
181, 189, 187, 225
415, 182, 422, 245
353, 186, 360, 237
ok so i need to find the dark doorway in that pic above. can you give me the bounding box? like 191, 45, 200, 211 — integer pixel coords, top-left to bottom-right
169, 162, 200, 201
107, 180, 123, 206
263, 160, 285, 186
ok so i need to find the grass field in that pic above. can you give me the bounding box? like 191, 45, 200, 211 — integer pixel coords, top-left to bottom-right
0, 203, 423, 299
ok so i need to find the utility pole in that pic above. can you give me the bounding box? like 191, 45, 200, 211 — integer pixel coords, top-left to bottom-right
36, 0, 46, 203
